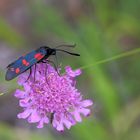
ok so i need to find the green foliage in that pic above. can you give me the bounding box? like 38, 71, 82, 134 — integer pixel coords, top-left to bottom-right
0, 18, 26, 48
0, 123, 54, 140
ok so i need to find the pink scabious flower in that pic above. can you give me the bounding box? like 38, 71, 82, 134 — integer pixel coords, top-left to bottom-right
15, 63, 93, 131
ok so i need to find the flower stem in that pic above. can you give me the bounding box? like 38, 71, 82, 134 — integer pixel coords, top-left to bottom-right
79, 47, 140, 70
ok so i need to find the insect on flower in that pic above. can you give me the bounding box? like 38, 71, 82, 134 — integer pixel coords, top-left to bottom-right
5, 44, 80, 81
15, 63, 93, 131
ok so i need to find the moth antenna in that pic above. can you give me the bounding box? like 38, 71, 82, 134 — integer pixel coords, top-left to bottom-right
56, 49, 80, 56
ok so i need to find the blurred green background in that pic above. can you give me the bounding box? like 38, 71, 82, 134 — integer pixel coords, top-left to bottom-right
0, 0, 140, 140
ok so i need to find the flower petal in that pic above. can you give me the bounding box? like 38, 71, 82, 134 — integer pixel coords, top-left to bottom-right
37, 121, 44, 128
81, 100, 93, 107
14, 89, 26, 98
17, 109, 32, 119
19, 98, 30, 107
63, 119, 73, 129
65, 66, 81, 77
28, 111, 41, 123
79, 108, 90, 116
56, 123, 64, 132
23, 83, 31, 93
17, 73, 28, 85
37, 117, 49, 128
73, 111, 82, 122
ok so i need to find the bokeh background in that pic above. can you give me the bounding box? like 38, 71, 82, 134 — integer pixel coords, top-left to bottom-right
0, 0, 140, 140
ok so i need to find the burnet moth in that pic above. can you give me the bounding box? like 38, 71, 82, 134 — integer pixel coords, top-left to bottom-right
5, 45, 80, 81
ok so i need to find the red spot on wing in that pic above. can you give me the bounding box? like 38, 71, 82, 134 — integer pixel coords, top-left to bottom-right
15, 68, 20, 74
22, 59, 29, 66
34, 53, 44, 60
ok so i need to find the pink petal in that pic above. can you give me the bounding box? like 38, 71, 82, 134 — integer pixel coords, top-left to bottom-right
37, 121, 44, 128
65, 66, 81, 77
17, 109, 32, 119
23, 84, 31, 93
56, 123, 64, 132
28, 111, 41, 123
52, 115, 59, 128
44, 117, 49, 123
79, 108, 90, 116
74, 112, 82, 122
37, 117, 49, 128
17, 73, 28, 85
19, 98, 30, 107
67, 114, 76, 125
63, 119, 73, 129
14, 89, 26, 98
81, 100, 93, 107
52, 115, 64, 131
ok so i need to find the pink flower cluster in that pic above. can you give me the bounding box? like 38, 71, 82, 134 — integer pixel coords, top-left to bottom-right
15, 63, 93, 131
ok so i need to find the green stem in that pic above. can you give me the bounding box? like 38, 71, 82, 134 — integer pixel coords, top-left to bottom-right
79, 47, 140, 70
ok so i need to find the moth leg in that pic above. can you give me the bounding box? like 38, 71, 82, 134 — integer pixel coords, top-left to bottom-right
54, 54, 58, 69
25, 68, 32, 82
41, 60, 47, 63
34, 64, 37, 82
41, 59, 57, 71
40, 60, 50, 86
47, 60, 60, 76
40, 60, 48, 79
45, 63, 48, 82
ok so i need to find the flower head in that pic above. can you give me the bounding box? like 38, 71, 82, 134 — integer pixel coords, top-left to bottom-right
15, 63, 93, 131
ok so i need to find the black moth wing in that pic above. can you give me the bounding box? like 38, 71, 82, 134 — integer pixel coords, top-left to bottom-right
5, 47, 47, 81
